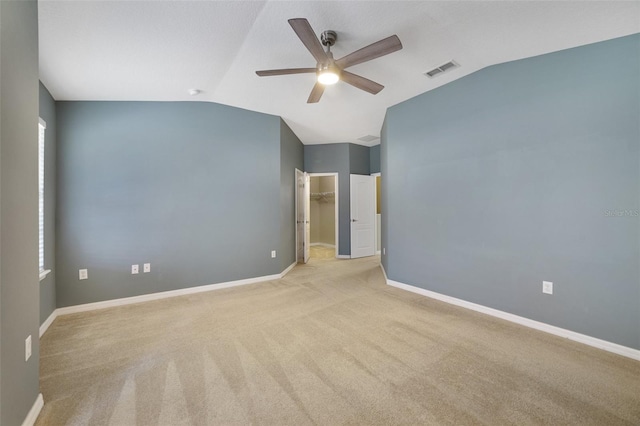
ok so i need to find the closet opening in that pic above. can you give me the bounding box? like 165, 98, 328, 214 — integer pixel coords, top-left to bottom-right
309, 173, 338, 259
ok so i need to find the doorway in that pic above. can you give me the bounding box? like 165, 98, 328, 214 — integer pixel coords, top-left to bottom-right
372, 172, 381, 255
309, 173, 339, 259
350, 174, 376, 258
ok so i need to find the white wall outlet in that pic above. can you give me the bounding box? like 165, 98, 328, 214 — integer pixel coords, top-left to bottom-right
543, 281, 553, 295
25, 335, 32, 361
271, 250, 277, 258
79, 269, 88, 280
132, 264, 139, 274
143, 263, 151, 273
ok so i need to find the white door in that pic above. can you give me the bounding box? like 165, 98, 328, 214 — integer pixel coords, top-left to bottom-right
304, 173, 310, 263
350, 174, 376, 258
295, 170, 311, 263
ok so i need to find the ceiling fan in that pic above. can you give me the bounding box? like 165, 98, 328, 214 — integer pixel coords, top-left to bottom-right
256, 18, 403, 103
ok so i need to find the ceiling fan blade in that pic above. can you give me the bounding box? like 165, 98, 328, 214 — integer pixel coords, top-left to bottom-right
335, 35, 402, 69
288, 18, 327, 64
256, 68, 316, 77
307, 82, 325, 103
341, 71, 384, 95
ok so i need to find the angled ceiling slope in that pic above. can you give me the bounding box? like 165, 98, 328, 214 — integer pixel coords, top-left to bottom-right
39, 1, 640, 145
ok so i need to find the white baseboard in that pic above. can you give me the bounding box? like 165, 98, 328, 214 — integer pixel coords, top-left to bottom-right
39, 310, 58, 338
42, 265, 298, 335
22, 393, 43, 426
281, 261, 296, 277
379, 264, 388, 282
386, 278, 640, 362
336, 255, 350, 259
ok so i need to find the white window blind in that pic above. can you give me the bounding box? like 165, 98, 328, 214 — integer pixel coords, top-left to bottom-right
39, 118, 46, 273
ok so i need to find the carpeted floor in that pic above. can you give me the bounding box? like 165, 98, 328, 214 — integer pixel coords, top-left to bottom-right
38, 255, 640, 425
310, 245, 335, 259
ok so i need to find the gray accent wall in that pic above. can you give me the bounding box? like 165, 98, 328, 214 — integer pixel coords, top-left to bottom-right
370, 144, 380, 174
383, 34, 640, 349
56, 101, 284, 307
39, 83, 57, 326
304, 143, 371, 256
0, 1, 41, 424
349, 144, 370, 175
279, 119, 304, 271
380, 120, 389, 271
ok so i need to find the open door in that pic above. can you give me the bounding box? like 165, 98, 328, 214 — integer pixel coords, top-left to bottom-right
304, 173, 310, 263
295, 169, 310, 263
350, 174, 376, 258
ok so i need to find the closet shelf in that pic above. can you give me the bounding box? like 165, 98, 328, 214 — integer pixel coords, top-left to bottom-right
310, 192, 335, 202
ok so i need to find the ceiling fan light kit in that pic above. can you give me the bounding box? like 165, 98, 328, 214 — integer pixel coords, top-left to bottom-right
317, 65, 340, 85
256, 18, 403, 103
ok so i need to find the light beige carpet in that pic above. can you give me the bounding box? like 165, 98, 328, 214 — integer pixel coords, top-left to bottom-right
38, 255, 640, 425
310, 245, 335, 259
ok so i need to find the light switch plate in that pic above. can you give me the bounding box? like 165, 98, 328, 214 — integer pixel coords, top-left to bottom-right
79, 269, 88, 280
271, 250, 276, 258
543, 281, 553, 295
143, 263, 151, 273
132, 264, 139, 274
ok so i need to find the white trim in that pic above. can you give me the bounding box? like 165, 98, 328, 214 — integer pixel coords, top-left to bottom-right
281, 261, 296, 277
336, 255, 351, 259
375, 251, 381, 255
295, 168, 303, 264
39, 310, 58, 337
39, 269, 51, 281
380, 263, 388, 282
371, 172, 381, 177
21, 393, 43, 426
310, 242, 335, 248
38, 117, 46, 129
386, 278, 640, 362
56, 273, 282, 316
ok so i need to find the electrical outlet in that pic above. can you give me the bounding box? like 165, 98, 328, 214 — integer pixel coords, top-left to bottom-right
132, 264, 139, 274
271, 250, 276, 258
143, 263, 151, 273
25, 335, 32, 361
543, 281, 553, 295
79, 269, 88, 280
383, 248, 386, 255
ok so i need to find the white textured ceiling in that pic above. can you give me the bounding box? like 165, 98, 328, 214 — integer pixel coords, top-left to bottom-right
39, 1, 640, 146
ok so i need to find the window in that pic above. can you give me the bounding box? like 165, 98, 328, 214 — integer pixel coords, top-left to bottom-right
39, 118, 49, 280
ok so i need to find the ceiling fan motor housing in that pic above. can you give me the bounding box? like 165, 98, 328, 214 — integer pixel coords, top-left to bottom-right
320, 30, 337, 47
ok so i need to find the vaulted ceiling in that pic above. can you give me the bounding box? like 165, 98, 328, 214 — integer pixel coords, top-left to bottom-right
39, 1, 640, 145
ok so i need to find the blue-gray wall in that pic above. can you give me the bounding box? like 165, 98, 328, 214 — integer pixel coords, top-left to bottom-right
370, 144, 380, 174
56, 101, 285, 307
0, 1, 41, 424
280, 120, 304, 270
39, 83, 57, 326
304, 143, 371, 256
381, 120, 389, 268
383, 34, 640, 349
349, 144, 370, 175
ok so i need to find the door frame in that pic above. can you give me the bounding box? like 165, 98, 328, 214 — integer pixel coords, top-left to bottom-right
371, 172, 381, 255
295, 169, 308, 263
308, 172, 339, 259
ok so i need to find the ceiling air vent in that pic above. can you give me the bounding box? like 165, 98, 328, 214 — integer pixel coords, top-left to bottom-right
358, 135, 380, 143
424, 60, 459, 78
